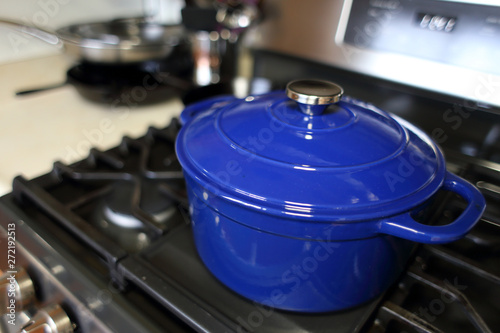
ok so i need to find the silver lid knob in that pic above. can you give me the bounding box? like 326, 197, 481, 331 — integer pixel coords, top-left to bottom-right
286, 79, 344, 115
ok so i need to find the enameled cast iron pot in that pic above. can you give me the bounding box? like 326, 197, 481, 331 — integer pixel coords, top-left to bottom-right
175, 79, 486, 312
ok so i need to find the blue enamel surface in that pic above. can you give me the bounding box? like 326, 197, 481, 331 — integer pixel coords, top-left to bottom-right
180, 95, 235, 126
176, 91, 445, 222
378, 171, 486, 244
176, 91, 486, 312
183, 170, 484, 311
219, 98, 406, 166
187, 178, 415, 312
271, 100, 355, 129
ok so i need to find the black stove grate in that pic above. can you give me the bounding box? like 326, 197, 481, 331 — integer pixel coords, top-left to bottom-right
2, 119, 499, 333
10, 119, 188, 285
369, 152, 500, 333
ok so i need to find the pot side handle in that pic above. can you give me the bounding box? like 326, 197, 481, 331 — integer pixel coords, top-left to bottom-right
377, 172, 486, 244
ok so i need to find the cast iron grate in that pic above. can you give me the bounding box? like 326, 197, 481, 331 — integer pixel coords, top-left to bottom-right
5, 121, 499, 332
369, 153, 500, 333
11, 119, 187, 282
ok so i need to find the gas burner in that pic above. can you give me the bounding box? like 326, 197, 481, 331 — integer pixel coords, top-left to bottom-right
101, 180, 178, 229
9, 120, 187, 266
51, 122, 186, 229
89, 179, 180, 252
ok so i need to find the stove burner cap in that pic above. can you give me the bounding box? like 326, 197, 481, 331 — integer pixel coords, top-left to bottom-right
103, 205, 143, 228
101, 180, 175, 229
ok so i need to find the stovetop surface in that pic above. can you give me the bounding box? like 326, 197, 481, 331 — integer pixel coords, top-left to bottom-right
0, 119, 380, 332
1, 116, 499, 332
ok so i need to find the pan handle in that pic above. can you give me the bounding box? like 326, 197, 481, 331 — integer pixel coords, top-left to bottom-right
377, 172, 486, 244
0, 19, 62, 47
16, 82, 67, 96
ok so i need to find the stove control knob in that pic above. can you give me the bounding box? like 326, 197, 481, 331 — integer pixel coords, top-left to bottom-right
286, 79, 344, 115
0, 268, 36, 315
20, 304, 74, 333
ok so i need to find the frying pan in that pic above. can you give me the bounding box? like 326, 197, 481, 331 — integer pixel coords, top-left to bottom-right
0, 18, 185, 64
15, 44, 195, 105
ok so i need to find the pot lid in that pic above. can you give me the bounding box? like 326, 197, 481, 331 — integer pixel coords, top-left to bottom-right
176, 79, 446, 221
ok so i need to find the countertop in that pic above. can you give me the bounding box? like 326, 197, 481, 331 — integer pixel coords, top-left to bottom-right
0, 55, 184, 196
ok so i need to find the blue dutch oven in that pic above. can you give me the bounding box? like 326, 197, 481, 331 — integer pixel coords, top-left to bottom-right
175, 79, 486, 312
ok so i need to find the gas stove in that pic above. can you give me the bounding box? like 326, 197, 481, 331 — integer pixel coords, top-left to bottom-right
1, 0, 500, 332
0, 115, 499, 332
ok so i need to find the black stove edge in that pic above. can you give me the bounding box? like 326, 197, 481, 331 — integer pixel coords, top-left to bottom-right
0, 195, 165, 333
12, 175, 127, 266
118, 257, 236, 333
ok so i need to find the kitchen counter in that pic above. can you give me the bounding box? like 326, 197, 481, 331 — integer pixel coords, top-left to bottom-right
0, 55, 184, 196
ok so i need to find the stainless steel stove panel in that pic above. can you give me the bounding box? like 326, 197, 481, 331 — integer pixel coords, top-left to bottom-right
246, 0, 500, 108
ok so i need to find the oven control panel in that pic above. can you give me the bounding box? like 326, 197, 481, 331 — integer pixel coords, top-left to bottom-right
0, 234, 77, 333
249, 0, 500, 108
0, 221, 107, 333
343, 0, 500, 76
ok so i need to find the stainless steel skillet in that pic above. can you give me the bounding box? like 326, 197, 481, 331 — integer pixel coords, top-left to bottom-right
0, 18, 185, 64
